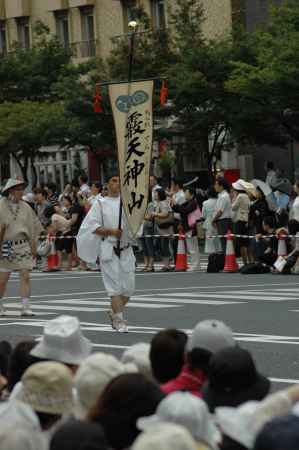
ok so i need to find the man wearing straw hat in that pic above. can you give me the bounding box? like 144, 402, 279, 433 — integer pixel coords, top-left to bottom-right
77, 174, 135, 333
0, 179, 43, 316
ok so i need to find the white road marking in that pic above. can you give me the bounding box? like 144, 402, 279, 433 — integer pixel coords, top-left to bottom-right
33, 299, 181, 309
159, 292, 288, 301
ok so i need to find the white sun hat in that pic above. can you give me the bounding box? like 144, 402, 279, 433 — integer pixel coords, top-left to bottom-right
121, 343, 151, 377
74, 352, 137, 418
132, 423, 198, 450
0, 400, 46, 450
2, 178, 26, 194
215, 390, 292, 449
137, 392, 221, 449
30, 315, 92, 365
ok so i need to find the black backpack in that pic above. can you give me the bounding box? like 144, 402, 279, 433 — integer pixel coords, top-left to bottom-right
207, 253, 225, 273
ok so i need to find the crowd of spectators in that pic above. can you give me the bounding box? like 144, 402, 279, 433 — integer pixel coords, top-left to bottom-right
8, 160, 299, 274
0, 315, 299, 449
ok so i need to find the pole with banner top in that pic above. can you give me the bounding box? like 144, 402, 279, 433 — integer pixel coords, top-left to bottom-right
108, 21, 155, 256
115, 20, 137, 257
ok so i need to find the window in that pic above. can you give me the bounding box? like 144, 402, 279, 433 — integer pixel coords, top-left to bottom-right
0, 21, 6, 55
55, 10, 69, 49
16, 17, 30, 49
151, 0, 165, 29
80, 6, 95, 57
122, 0, 137, 32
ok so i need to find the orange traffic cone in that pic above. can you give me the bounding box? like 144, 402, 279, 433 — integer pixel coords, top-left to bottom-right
47, 236, 59, 271
175, 232, 188, 271
277, 232, 288, 257
223, 230, 239, 272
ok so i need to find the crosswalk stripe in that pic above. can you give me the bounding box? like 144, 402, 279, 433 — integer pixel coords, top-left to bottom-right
131, 296, 243, 305
38, 299, 181, 309
158, 292, 287, 301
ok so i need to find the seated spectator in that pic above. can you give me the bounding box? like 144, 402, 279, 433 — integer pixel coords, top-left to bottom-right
138, 391, 221, 449
19, 362, 73, 434
278, 219, 299, 273
74, 352, 137, 419
150, 329, 188, 384
30, 315, 92, 373
7, 340, 37, 394
0, 341, 12, 379
216, 385, 299, 450
89, 373, 164, 450
0, 401, 46, 450
121, 343, 151, 378
255, 216, 278, 267
202, 347, 270, 413
254, 413, 299, 450
132, 423, 198, 450
50, 419, 108, 450
161, 320, 235, 397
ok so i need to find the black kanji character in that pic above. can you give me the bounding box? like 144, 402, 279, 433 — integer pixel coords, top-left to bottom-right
125, 112, 145, 140
126, 136, 145, 162
128, 192, 145, 215
124, 159, 145, 188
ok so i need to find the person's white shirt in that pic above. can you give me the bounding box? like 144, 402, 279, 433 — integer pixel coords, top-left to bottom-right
173, 189, 186, 220
292, 196, 299, 222
79, 183, 91, 197
214, 190, 232, 220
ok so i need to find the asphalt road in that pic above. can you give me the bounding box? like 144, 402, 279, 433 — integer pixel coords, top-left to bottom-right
2, 266, 299, 390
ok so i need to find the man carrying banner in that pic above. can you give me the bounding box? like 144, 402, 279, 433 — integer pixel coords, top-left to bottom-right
78, 174, 135, 333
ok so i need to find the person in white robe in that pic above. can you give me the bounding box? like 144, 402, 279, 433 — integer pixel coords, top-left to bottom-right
77, 175, 135, 333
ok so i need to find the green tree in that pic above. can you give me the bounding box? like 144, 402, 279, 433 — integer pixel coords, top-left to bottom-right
0, 101, 74, 183
226, 0, 299, 147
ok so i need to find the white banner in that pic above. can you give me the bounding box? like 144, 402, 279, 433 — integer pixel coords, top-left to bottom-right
109, 80, 154, 237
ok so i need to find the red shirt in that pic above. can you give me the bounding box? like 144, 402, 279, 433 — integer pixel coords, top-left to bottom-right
161, 365, 207, 397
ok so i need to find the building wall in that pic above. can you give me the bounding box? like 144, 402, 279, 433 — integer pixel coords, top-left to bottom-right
1, 0, 237, 58
200, 0, 232, 40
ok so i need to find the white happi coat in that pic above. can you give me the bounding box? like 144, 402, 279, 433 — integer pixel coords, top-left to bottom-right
77, 196, 135, 297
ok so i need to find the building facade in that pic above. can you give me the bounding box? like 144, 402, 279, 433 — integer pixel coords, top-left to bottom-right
0, 0, 290, 185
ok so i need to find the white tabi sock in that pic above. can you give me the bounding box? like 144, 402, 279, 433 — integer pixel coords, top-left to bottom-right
115, 312, 124, 320
21, 297, 30, 307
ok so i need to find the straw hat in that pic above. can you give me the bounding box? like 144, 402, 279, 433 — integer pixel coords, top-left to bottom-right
21, 361, 74, 415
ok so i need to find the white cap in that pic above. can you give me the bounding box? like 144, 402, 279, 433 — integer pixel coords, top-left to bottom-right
138, 392, 221, 449
121, 343, 151, 377
187, 320, 235, 353
30, 315, 92, 365
132, 423, 198, 450
74, 352, 137, 418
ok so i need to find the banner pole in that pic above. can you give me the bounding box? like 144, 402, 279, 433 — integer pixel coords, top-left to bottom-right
116, 23, 137, 257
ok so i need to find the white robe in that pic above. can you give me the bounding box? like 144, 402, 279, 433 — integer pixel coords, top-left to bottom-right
77, 196, 135, 297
